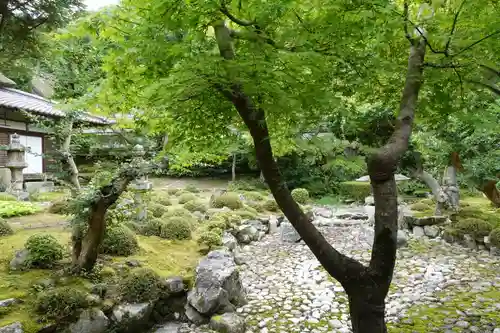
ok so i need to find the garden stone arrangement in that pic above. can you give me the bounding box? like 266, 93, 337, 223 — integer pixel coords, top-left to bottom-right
0, 184, 499, 333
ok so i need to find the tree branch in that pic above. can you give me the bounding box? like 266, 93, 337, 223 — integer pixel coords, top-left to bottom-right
451, 29, 500, 57
220, 2, 256, 27
403, 1, 414, 44
444, 0, 467, 55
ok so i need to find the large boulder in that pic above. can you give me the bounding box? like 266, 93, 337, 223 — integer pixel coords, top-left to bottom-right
187, 251, 246, 319
9, 250, 29, 271
235, 225, 258, 244
209, 313, 246, 333
280, 221, 301, 243
67, 309, 109, 333
396, 230, 408, 248
424, 225, 440, 238
0, 322, 22, 333
405, 216, 448, 227
243, 220, 268, 234
222, 232, 238, 251
111, 302, 153, 333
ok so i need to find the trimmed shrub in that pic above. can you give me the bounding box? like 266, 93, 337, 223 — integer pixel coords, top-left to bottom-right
48, 199, 71, 215
210, 193, 243, 210
178, 193, 197, 204
156, 197, 172, 206
35, 287, 88, 320
262, 199, 279, 212
101, 226, 139, 256
243, 191, 266, 202
161, 217, 192, 240
119, 268, 161, 303
211, 212, 241, 228
25, 234, 64, 268
167, 188, 181, 195
291, 188, 309, 204
419, 198, 434, 206
149, 203, 168, 218
338, 182, 372, 202
0, 219, 13, 236
227, 179, 267, 192
246, 201, 265, 212
234, 209, 257, 220
184, 184, 200, 193
184, 200, 207, 213
456, 218, 493, 238
197, 230, 222, 250
0, 193, 17, 201
140, 218, 164, 236
410, 202, 432, 212
489, 228, 500, 247
206, 219, 228, 232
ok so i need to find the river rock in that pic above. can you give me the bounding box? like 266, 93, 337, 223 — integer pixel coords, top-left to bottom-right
163, 277, 185, 295
410, 216, 448, 226
397, 230, 408, 248
364, 196, 375, 205
153, 322, 181, 333
187, 250, 246, 317
9, 250, 29, 271
243, 219, 268, 234
209, 313, 246, 333
280, 221, 301, 243
67, 309, 109, 333
222, 232, 238, 251
462, 234, 477, 250
235, 225, 259, 244
0, 299, 19, 307
184, 304, 208, 325
424, 225, 440, 238
314, 207, 333, 218
413, 226, 425, 237
111, 302, 153, 332
0, 322, 23, 333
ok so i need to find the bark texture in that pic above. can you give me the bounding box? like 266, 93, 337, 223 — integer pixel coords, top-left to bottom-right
72, 171, 138, 272
213, 19, 426, 333
481, 179, 500, 207
232, 153, 237, 181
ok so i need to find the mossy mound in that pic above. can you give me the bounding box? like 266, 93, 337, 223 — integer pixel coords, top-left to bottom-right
0, 219, 13, 236
489, 228, 500, 247
410, 202, 432, 212
183, 200, 208, 213
338, 181, 371, 202
161, 217, 192, 240
197, 230, 223, 250
101, 225, 139, 256
119, 268, 162, 303
35, 287, 88, 320
262, 199, 279, 212
210, 192, 243, 210
456, 218, 493, 239
25, 234, 65, 268
178, 193, 198, 204
149, 203, 169, 218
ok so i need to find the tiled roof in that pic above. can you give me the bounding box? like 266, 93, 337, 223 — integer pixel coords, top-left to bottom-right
0, 87, 113, 125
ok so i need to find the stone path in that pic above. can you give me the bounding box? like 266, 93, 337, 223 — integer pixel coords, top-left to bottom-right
180, 219, 500, 333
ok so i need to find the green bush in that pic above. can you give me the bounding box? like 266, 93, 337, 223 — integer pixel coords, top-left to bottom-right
48, 199, 71, 215
167, 188, 181, 195
119, 268, 161, 303
206, 219, 228, 232
489, 228, 500, 247
101, 226, 139, 256
197, 230, 222, 250
458, 206, 499, 226
149, 203, 168, 218
178, 193, 197, 204
234, 209, 257, 220
291, 188, 309, 204
183, 200, 207, 213
35, 287, 88, 320
0, 193, 17, 201
0, 201, 41, 218
456, 218, 493, 238
0, 219, 13, 236
262, 199, 279, 212
338, 182, 372, 202
25, 234, 64, 268
156, 196, 172, 206
161, 217, 192, 240
211, 212, 241, 228
184, 184, 200, 193
419, 198, 434, 206
410, 202, 432, 212
243, 191, 266, 202
141, 218, 164, 236
210, 192, 243, 210
227, 179, 267, 192
246, 201, 265, 212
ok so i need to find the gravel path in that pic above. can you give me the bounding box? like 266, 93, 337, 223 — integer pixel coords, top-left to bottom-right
179, 221, 500, 333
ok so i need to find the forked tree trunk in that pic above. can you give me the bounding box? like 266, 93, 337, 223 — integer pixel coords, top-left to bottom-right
58, 121, 80, 194
72, 174, 136, 272
213, 19, 426, 332
440, 165, 460, 213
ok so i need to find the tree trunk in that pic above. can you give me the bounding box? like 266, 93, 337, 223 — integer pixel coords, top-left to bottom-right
232, 153, 237, 181
213, 19, 426, 332
60, 121, 80, 194
73, 174, 136, 272
412, 169, 448, 215
442, 165, 459, 211
481, 180, 500, 207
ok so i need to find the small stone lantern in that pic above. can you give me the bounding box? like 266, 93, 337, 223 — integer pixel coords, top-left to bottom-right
130, 144, 153, 222
5, 133, 28, 193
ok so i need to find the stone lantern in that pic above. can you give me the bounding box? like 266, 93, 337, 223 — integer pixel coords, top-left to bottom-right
130, 144, 153, 222
5, 133, 28, 193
